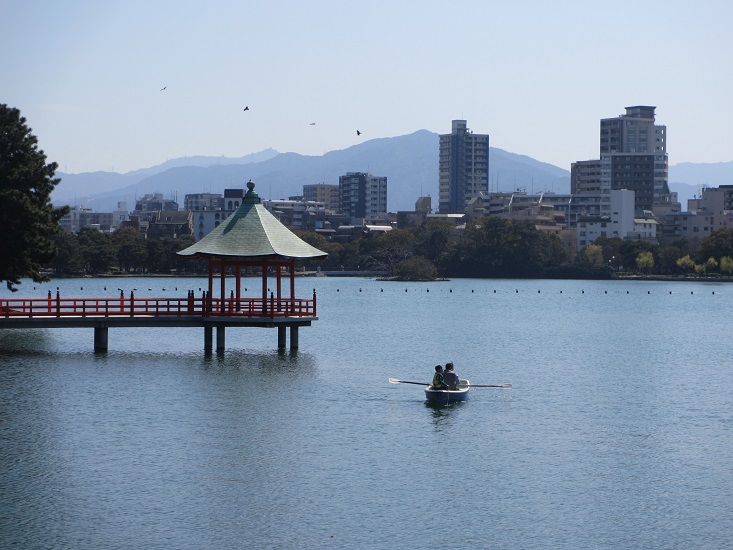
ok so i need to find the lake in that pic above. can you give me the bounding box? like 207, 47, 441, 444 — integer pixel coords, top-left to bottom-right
1, 276, 732, 549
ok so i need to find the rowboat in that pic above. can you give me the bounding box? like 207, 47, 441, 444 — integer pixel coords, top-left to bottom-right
424, 379, 470, 405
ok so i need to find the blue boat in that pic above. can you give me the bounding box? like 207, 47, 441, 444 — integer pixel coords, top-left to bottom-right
424, 379, 470, 405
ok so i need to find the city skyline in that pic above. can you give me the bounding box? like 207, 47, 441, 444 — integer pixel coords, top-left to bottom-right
2, 1, 732, 175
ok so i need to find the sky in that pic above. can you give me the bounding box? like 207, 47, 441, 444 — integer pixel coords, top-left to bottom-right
2, 0, 732, 175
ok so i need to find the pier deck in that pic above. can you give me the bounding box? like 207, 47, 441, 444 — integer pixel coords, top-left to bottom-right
0, 294, 316, 352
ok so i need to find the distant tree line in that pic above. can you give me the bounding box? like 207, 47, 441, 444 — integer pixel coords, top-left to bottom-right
295, 221, 733, 281
48, 227, 198, 275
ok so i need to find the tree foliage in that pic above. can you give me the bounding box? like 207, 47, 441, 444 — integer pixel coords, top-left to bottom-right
0, 104, 69, 290
699, 228, 733, 263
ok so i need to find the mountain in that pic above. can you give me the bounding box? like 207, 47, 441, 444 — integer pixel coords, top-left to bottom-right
52, 148, 279, 206
52, 131, 570, 212
52, 131, 731, 214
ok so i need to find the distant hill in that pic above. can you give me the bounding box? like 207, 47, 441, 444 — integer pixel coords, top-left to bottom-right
52, 131, 570, 212
52, 132, 732, 213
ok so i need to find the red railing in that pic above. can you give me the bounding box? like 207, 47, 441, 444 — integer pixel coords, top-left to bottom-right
0, 294, 316, 319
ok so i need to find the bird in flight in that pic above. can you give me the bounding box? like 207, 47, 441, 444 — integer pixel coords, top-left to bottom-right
243, 106, 250, 111
310, 122, 316, 125
356, 130, 361, 136
160, 86, 167, 91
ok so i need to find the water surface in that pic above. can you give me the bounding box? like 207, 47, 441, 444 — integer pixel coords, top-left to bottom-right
1, 277, 731, 548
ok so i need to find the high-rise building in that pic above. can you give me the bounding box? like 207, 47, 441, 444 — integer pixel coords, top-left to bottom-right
571, 159, 602, 195
439, 120, 489, 214
599, 106, 669, 214
303, 184, 340, 212
338, 172, 388, 221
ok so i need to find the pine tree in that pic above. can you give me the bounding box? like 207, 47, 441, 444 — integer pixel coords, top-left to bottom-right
0, 104, 68, 291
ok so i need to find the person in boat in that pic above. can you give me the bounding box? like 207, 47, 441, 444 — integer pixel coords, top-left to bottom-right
443, 362, 459, 390
432, 365, 449, 390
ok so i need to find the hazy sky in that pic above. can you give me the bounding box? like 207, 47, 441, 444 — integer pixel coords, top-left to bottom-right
3, 0, 732, 175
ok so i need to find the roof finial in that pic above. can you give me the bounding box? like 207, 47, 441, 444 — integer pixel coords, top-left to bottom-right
244, 179, 260, 203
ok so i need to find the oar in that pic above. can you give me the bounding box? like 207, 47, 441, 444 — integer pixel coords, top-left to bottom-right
388, 378, 429, 386
468, 383, 512, 389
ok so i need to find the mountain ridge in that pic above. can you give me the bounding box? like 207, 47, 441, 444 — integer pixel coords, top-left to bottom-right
52, 130, 730, 212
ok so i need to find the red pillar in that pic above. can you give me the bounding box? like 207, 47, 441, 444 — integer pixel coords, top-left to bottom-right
289, 259, 296, 314
261, 260, 268, 315
235, 265, 241, 311
220, 258, 226, 313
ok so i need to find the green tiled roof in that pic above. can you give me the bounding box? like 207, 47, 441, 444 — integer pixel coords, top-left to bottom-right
177, 181, 327, 260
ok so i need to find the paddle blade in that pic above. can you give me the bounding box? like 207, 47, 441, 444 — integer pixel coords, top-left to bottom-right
388, 378, 401, 384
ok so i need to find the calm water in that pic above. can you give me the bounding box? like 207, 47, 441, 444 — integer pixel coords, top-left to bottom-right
1, 276, 732, 549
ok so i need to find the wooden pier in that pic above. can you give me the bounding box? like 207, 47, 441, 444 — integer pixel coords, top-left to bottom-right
0, 291, 317, 352
1, 180, 327, 353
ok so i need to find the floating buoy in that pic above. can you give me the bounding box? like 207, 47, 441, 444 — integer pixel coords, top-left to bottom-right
359, 288, 362, 292
471, 289, 474, 293
582, 290, 584, 294
626, 291, 629, 294
648, 291, 650, 294
405, 289, 408, 292
691, 291, 693, 294
605, 291, 607, 294
427, 289, 429, 292
493, 290, 496, 293
381, 288, 383, 292
538, 290, 541, 293
560, 290, 562, 293
337, 289, 339, 292
450, 289, 452, 293
669, 291, 672, 294
515, 289, 518, 293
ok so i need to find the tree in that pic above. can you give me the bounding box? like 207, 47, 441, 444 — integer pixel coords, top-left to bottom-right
49, 231, 85, 275
676, 255, 696, 274
394, 256, 438, 281
0, 104, 69, 290
720, 256, 733, 275
636, 251, 654, 272
112, 226, 147, 272
77, 227, 115, 273
699, 228, 733, 262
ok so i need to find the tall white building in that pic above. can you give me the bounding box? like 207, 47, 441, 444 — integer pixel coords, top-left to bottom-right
598, 106, 669, 215
439, 120, 489, 213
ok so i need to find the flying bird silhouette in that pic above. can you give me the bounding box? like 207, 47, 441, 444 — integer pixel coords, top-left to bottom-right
356, 130, 361, 136
310, 122, 316, 125
243, 106, 250, 111
160, 86, 167, 91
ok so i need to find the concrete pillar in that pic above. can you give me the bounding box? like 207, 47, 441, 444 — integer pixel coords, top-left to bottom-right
94, 326, 108, 352
204, 326, 213, 351
290, 326, 299, 350
277, 326, 286, 349
216, 326, 226, 352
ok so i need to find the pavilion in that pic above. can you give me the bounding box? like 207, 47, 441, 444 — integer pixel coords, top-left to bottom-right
176, 179, 328, 350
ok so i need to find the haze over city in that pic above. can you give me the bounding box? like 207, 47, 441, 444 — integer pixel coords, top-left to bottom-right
2, 0, 732, 176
